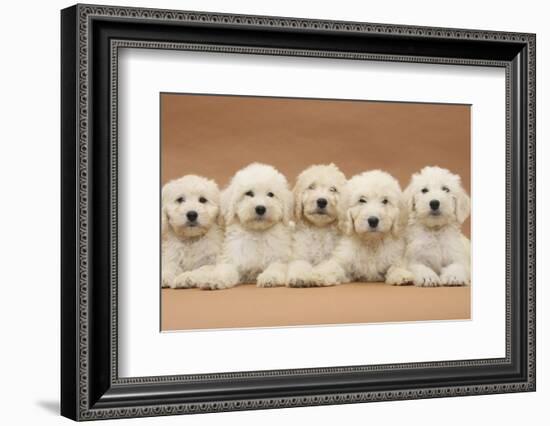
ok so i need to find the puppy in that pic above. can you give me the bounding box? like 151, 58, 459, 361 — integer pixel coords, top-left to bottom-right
309, 170, 412, 286
403, 166, 471, 287
161, 175, 223, 288
185, 163, 293, 290
287, 164, 347, 287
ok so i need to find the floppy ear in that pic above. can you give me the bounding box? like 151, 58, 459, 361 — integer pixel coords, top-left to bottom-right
210, 183, 223, 227
160, 183, 170, 237
455, 186, 471, 224
391, 194, 409, 237
403, 183, 416, 214
341, 209, 354, 235
161, 206, 170, 237
292, 183, 304, 222
220, 185, 237, 226
283, 188, 294, 226
337, 189, 354, 235
215, 204, 225, 227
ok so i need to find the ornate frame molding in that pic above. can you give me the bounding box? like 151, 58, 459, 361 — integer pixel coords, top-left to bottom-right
61, 4, 535, 421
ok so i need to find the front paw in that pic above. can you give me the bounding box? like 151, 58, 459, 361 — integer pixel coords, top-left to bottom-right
386, 268, 414, 286
287, 262, 313, 288
199, 281, 229, 290
287, 276, 312, 288
173, 272, 195, 289
257, 269, 286, 288
309, 263, 345, 287
440, 272, 468, 286
199, 265, 239, 290
162, 273, 176, 289
413, 270, 441, 287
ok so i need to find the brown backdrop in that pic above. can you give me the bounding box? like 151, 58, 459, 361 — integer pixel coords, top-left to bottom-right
161, 93, 471, 236
160, 94, 471, 331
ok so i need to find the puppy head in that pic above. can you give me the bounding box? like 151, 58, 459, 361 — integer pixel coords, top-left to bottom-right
293, 163, 347, 227
222, 163, 292, 231
161, 175, 220, 238
342, 170, 407, 238
404, 166, 470, 228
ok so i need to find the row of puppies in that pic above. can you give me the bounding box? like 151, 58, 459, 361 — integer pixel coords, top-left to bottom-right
161, 163, 471, 289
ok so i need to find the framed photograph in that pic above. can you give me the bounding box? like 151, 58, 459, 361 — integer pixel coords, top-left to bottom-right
61, 4, 536, 421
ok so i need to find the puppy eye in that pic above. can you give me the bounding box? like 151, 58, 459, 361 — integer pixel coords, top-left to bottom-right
308, 184, 316, 190
421, 188, 429, 194
330, 186, 338, 193
267, 192, 274, 198
359, 199, 367, 204
199, 197, 208, 203
382, 198, 389, 205
442, 186, 450, 193
176, 196, 185, 203
245, 191, 254, 197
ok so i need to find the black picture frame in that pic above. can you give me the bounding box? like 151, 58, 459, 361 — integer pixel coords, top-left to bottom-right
61, 3, 536, 421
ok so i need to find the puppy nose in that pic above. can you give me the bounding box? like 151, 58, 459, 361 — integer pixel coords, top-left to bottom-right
255, 205, 266, 216
368, 216, 379, 228
429, 200, 440, 211
186, 211, 198, 222
317, 198, 328, 209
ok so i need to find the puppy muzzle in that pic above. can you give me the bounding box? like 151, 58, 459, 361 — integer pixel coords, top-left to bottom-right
429, 200, 441, 215
367, 216, 379, 230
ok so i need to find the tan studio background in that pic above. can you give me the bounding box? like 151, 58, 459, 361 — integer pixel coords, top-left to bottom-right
161, 93, 471, 331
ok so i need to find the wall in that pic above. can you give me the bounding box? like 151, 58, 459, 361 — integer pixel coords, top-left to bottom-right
0, 0, 546, 425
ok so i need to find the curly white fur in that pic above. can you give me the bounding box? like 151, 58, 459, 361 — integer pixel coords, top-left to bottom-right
403, 166, 471, 287
309, 170, 413, 286
287, 164, 347, 287
182, 163, 293, 290
161, 175, 223, 289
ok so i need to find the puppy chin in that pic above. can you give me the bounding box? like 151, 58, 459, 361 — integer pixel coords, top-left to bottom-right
417, 212, 452, 228
304, 210, 336, 226
172, 223, 208, 238
240, 216, 276, 231
353, 221, 390, 239
355, 228, 385, 239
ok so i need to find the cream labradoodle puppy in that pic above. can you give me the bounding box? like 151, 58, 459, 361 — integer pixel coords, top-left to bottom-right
309, 170, 413, 286
183, 163, 293, 289
286, 164, 347, 287
403, 166, 471, 287
161, 175, 223, 289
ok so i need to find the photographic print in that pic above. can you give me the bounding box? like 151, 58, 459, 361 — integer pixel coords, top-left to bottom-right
160, 94, 471, 331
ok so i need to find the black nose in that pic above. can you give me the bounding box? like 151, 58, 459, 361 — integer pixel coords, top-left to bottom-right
317, 198, 328, 209
255, 205, 266, 216
186, 211, 198, 222
368, 216, 379, 228
429, 200, 440, 211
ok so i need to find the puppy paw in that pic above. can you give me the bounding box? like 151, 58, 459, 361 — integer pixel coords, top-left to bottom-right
287, 273, 317, 287
440, 264, 469, 286
440, 272, 468, 286
287, 277, 312, 288
198, 277, 236, 290
199, 281, 227, 290
413, 271, 441, 287
287, 262, 314, 288
199, 265, 239, 290
386, 268, 414, 286
257, 270, 286, 288
173, 272, 195, 289
173, 273, 189, 289
309, 262, 345, 287
161, 273, 176, 289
